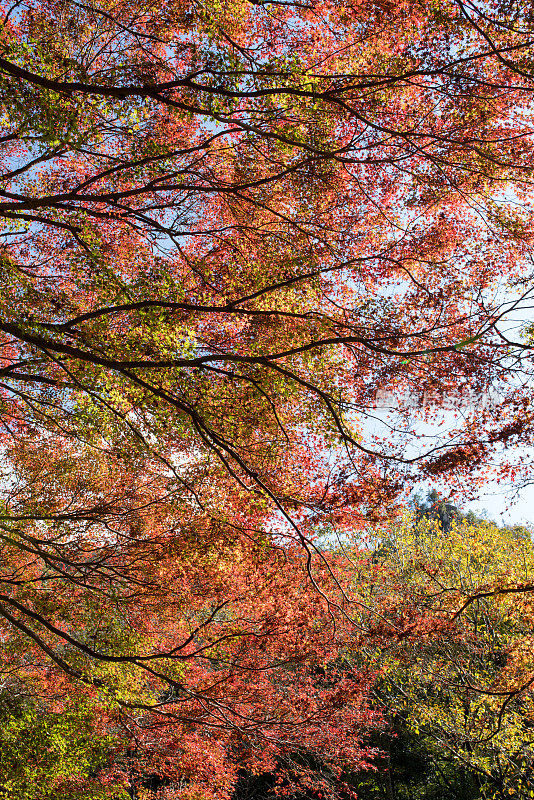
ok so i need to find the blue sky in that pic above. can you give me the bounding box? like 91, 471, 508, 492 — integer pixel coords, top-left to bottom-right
463, 480, 534, 526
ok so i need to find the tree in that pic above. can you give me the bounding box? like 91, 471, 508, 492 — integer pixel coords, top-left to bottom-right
1, 0, 534, 535
0, 498, 385, 798
2, 0, 534, 796
357, 513, 534, 800
0, 691, 120, 800
412, 489, 461, 534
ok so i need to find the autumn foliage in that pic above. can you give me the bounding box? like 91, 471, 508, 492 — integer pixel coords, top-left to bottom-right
2, 0, 534, 796
355, 510, 534, 799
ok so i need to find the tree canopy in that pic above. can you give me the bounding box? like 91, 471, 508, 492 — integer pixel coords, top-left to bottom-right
2, 0, 534, 797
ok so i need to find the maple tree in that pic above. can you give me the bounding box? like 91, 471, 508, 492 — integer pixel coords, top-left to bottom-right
1, 0, 534, 528
0, 486, 383, 798
2, 0, 534, 797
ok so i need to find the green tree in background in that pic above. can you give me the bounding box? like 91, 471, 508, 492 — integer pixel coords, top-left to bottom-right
0, 693, 122, 800
353, 513, 534, 800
